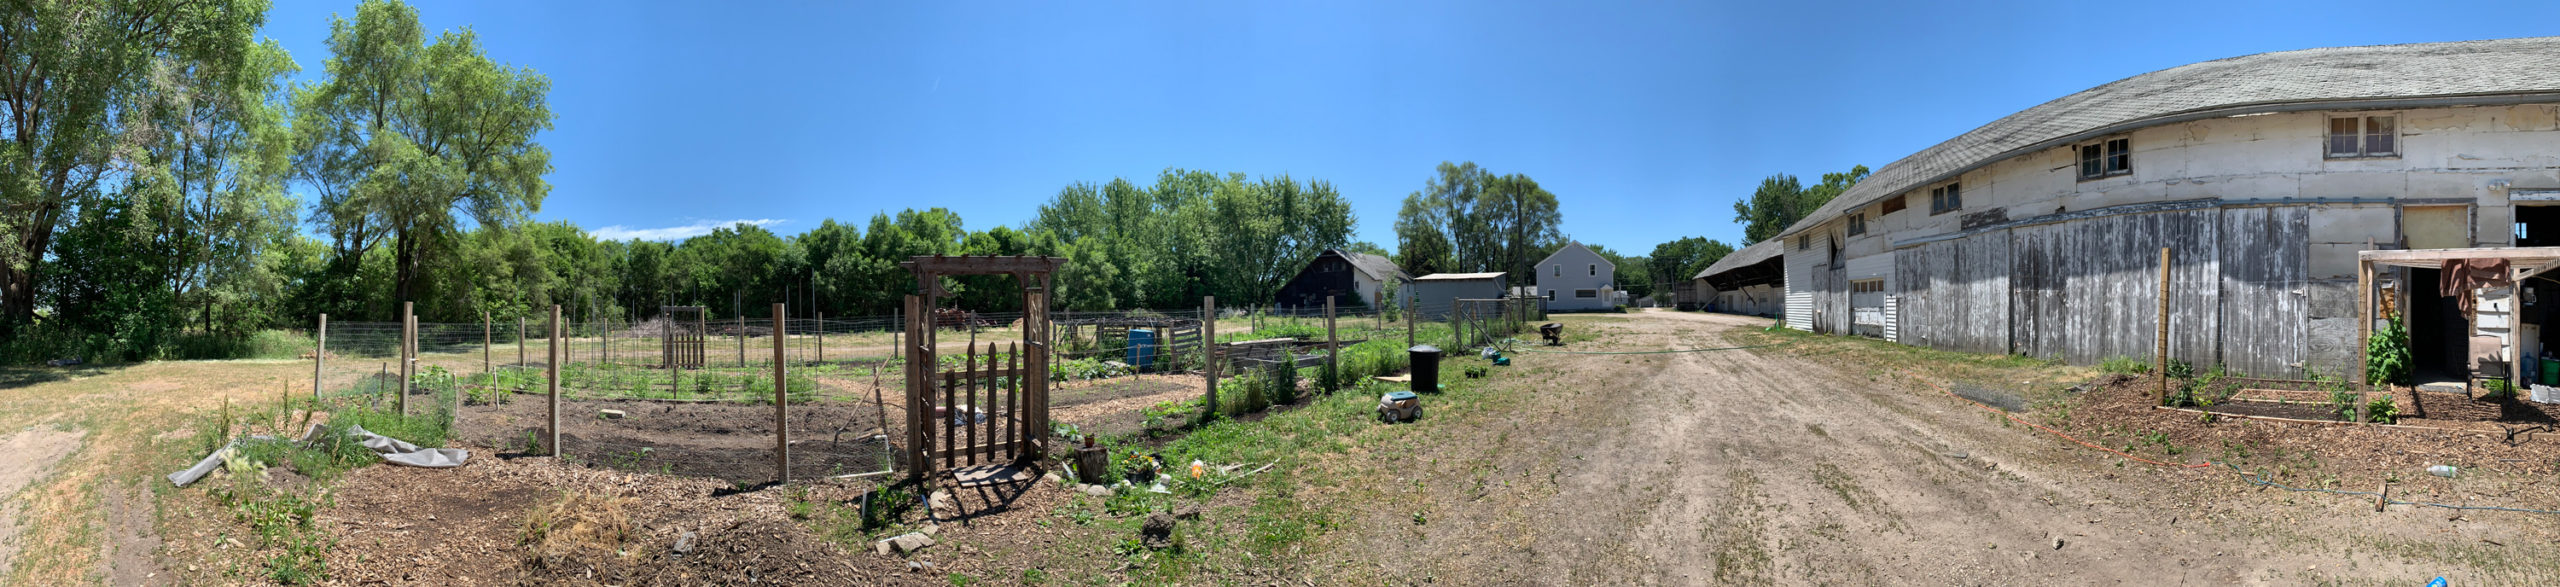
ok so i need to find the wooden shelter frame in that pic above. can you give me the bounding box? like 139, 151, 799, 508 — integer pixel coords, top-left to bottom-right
2356, 246, 2560, 387
901, 255, 1067, 483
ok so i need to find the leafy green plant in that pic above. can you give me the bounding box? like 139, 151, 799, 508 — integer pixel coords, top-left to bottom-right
2483, 378, 2516, 400
2163, 359, 2195, 379
2365, 394, 2399, 424
2365, 316, 2413, 386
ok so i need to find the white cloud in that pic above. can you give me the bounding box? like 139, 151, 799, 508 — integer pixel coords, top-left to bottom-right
591, 218, 787, 242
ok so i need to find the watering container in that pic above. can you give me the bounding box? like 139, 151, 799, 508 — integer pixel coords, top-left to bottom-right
2542, 358, 2557, 386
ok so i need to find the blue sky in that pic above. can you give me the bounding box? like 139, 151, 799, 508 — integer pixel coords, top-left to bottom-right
260, 0, 2560, 256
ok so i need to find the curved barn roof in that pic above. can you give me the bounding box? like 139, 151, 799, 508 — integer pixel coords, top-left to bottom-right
1693, 239, 1781, 280
1775, 36, 2560, 240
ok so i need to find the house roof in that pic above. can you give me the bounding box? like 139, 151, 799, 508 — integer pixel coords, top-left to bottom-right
1336, 250, 1410, 282
1413, 272, 1508, 281
1536, 241, 1613, 269
1694, 240, 1783, 280
1774, 36, 2560, 241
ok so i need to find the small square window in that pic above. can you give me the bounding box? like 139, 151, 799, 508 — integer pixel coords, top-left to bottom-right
1928, 183, 1962, 215
1796, 235, 1808, 251
2329, 115, 2397, 158
2078, 138, 2131, 180
1847, 212, 1867, 236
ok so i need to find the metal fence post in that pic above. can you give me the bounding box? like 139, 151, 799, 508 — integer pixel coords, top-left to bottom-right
774, 302, 789, 484
817, 312, 826, 363
314, 314, 326, 400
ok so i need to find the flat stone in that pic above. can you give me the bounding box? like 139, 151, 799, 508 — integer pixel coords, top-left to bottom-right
1080, 484, 1113, 497
598, 409, 626, 419
877, 532, 934, 555
1174, 504, 1204, 520
920, 523, 938, 537
673, 530, 697, 554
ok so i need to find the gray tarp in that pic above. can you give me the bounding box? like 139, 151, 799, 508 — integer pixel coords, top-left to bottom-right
167, 424, 467, 487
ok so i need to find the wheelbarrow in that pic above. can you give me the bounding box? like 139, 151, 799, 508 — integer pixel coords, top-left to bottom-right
1539, 322, 1564, 345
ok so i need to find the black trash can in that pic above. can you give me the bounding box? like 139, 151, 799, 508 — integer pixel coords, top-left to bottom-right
1409, 345, 1442, 393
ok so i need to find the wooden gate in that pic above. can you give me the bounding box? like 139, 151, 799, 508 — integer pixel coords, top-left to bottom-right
662, 306, 706, 368
902, 255, 1066, 484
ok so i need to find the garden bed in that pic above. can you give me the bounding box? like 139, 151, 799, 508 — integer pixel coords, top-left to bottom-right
453, 396, 893, 484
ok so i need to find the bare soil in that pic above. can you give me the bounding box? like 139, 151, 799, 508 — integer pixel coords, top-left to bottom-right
0, 427, 86, 578
1299, 310, 2560, 585
453, 397, 893, 484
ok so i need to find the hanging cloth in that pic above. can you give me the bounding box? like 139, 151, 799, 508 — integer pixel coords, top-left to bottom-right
2441, 258, 2514, 319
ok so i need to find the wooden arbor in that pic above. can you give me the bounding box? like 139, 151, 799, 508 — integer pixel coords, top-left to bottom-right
901, 255, 1066, 483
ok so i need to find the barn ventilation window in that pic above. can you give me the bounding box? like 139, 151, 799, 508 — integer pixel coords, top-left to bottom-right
1928, 183, 1962, 215
2077, 137, 2131, 180
1796, 235, 1809, 251
1880, 196, 1907, 215
1847, 212, 1867, 236
2328, 116, 2397, 158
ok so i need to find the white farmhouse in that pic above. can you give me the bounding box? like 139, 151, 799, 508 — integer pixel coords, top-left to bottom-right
1535, 242, 1617, 312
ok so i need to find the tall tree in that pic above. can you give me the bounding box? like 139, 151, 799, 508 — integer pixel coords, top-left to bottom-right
1648, 236, 1736, 284
1393, 162, 1562, 282
1732, 165, 1867, 245
0, 0, 274, 336
296, 0, 553, 317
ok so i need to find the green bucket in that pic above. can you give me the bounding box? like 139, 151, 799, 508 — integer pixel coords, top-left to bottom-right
2541, 358, 2558, 386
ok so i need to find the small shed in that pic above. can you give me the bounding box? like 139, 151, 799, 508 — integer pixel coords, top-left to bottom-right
1406, 272, 1508, 320
1273, 249, 1408, 310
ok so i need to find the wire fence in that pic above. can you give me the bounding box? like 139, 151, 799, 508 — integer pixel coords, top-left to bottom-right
302, 296, 1542, 482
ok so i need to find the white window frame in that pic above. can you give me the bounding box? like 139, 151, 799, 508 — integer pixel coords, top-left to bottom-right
1588, 264, 1596, 276
2077, 137, 2131, 180
2327, 115, 2398, 159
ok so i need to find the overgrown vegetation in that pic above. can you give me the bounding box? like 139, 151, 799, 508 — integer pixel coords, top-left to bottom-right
2099, 356, 2151, 375
2365, 316, 2414, 386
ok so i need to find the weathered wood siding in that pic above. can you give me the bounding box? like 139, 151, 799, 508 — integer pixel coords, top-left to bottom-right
2217, 207, 2310, 376
1892, 233, 2010, 355
2008, 209, 2220, 367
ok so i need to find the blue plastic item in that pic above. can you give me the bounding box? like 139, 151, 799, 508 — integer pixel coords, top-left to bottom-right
1384, 390, 1418, 402
1127, 328, 1158, 370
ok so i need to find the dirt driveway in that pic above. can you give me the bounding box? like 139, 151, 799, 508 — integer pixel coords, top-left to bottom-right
1306, 310, 2559, 585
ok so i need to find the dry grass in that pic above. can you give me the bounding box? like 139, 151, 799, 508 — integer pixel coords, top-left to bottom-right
520, 490, 636, 567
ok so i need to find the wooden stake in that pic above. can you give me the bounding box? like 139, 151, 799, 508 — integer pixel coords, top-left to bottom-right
314, 314, 326, 400
1326, 295, 1338, 393
481, 311, 491, 384
1204, 296, 1218, 417
518, 316, 527, 368
401, 302, 413, 416
548, 305, 562, 456
2158, 247, 2172, 404
774, 302, 789, 484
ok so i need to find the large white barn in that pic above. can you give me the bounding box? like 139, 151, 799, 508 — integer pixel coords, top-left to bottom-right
1737, 37, 2560, 382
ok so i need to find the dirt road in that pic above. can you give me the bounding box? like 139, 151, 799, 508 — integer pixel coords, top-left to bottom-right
1309, 310, 2555, 585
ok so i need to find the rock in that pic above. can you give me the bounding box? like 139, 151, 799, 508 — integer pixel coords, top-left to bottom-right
673, 530, 697, 554
1080, 484, 1113, 497
920, 523, 938, 537
907, 561, 922, 572
1174, 504, 1204, 520
2052, 537, 2065, 550
1041, 472, 1062, 485
1141, 512, 1176, 549
878, 532, 934, 554
599, 409, 626, 419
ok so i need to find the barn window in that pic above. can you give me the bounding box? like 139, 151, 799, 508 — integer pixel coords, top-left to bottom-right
2327, 116, 2397, 158
1851, 279, 1883, 294
1796, 235, 1809, 251
1880, 196, 1907, 215
1928, 183, 1962, 215
2078, 137, 2131, 180
1847, 212, 1867, 236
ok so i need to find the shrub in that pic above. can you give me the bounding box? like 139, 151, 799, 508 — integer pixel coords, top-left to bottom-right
2098, 356, 2151, 375
2365, 317, 2414, 386
2365, 394, 2399, 424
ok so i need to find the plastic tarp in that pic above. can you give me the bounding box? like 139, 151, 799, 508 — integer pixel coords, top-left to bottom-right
167, 424, 467, 487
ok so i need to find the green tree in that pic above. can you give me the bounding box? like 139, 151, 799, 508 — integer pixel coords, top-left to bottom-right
0, 0, 276, 337
1394, 162, 1561, 282
1732, 165, 1867, 246
1648, 236, 1736, 284
296, 0, 554, 317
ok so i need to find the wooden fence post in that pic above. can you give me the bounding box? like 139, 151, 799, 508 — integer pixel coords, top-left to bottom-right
738, 314, 746, 367
2157, 247, 2172, 404
517, 316, 527, 368
400, 302, 413, 416
774, 302, 789, 484
1203, 296, 1217, 416
817, 312, 826, 363
482, 312, 492, 384
1326, 296, 1338, 393
314, 314, 326, 400
548, 305, 562, 456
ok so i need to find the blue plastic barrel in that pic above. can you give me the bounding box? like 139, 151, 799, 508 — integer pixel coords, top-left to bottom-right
1128, 328, 1158, 370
